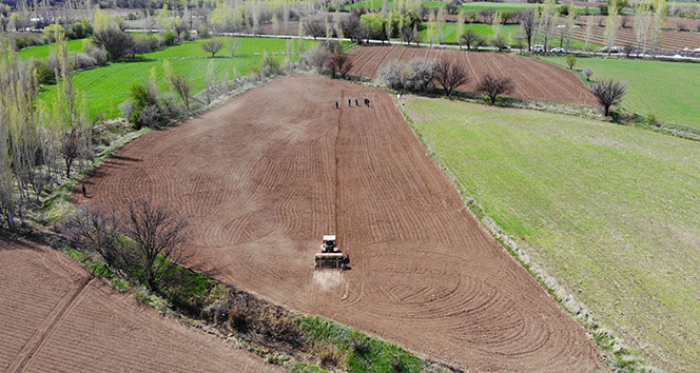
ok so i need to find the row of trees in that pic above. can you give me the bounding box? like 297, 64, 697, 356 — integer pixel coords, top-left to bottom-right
378, 56, 627, 116
378, 57, 514, 104
61, 200, 191, 293
0, 31, 92, 229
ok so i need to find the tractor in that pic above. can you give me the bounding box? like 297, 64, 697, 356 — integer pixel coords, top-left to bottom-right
314, 235, 350, 270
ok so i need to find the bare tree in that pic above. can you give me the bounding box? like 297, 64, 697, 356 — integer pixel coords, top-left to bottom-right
456, 9, 466, 49
404, 58, 435, 93
327, 51, 353, 80
125, 199, 191, 292
229, 38, 241, 57
538, 0, 558, 52
477, 74, 514, 104
604, 0, 621, 55
591, 78, 627, 117
584, 15, 594, 52
304, 19, 325, 40
169, 73, 192, 112
583, 67, 594, 81
518, 9, 536, 51
61, 205, 133, 271
460, 28, 480, 50
379, 60, 405, 91
202, 39, 224, 57
433, 59, 470, 97
401, 26, 419, 46
93, 27, 135, 61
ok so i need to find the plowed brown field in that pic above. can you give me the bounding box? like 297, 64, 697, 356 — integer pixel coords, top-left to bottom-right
74, 75, 604, 372
0, 237, 284, 373
348, 45, 600, 106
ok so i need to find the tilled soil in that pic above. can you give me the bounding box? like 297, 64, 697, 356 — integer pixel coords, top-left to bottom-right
0, 237, 285, 373
74, 75, 604, 372
348, 45, 600, 107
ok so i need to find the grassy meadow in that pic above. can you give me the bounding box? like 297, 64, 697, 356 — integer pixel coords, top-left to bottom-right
541, 56, 700, 130
403, 97, 700, 373
34, 37, 316, 120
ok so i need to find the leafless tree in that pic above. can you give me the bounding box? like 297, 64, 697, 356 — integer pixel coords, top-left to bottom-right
202, 39, 224, 57
304, 20, 325, 40
591, 78, 627, 117
168, 73, 192, 112
518, 9, 536, 51
583, 67, 594, 81
460, 28, 480, 50
93, 27, 135, 61
404, 58, 435, 93
379, 60, 405, 91
229, 38, 241, 57
401, 26, 419, 46
61, 128, 84, 178
479, 9, 495, 24
327, 51, 353, 79
433, 59, 470, 97
125, 199, 191, 292
61, 205, 134, 271
477, 74, 514, 104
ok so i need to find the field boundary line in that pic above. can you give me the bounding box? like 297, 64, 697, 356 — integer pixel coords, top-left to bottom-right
7, 276, 94, 373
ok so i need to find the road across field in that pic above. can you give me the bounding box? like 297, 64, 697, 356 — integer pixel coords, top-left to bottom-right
0, 237, 285, 373
75, 74, 604, 372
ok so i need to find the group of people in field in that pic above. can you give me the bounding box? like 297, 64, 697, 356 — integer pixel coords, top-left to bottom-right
335, 98, 370, 109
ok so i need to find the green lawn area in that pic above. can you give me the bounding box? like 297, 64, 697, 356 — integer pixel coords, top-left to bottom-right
541, 56, 700, 129
17, 38, 89, 59
38, 37, 318, 120
403, 97, 700, 373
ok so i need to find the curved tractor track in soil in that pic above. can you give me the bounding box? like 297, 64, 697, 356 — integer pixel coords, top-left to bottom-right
0, 237, 285, 373
348, 45, 600, 107
74, 75, 604, 372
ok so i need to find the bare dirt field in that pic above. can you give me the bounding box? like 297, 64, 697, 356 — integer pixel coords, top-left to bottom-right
348, 45, 600, 106
0, 237, 285, 373
74, 74, 604, 372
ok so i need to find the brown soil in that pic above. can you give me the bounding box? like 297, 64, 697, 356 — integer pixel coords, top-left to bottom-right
74, 74, 605, 372
348, 45, 600, 107
0, 237, 285, 373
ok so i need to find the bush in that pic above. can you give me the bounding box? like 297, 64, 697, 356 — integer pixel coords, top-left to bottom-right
73, 53, 98, 70
403, 58, 435, 93
132, 34, 159, 55
262, 53, 282, 76
68, 19, 93, 39
15, 35, 44, 50
161, 31, 177, 46
379, 60, 405, 91
84, 45, 109, 66
42, 23, 65, 44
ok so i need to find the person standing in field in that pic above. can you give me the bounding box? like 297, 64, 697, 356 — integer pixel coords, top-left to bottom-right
335, 101, 339, 109
81, 183, 87, 197
348, 99, 351, 107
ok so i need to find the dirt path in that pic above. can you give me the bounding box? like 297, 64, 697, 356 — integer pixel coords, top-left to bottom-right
0, 238, 285, 373
74, 74, 604, 372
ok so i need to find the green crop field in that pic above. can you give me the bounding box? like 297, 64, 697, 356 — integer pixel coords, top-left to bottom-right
403, 97, 700, 373
541, 56, 700, 129
17, 38, 88, 59
37, 37, 317, 120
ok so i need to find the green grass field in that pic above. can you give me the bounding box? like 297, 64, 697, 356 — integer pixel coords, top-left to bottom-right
403, 97, 700, 373
38, 37, 317, 120
541, 56, 700, 129
17, 38, 88, 59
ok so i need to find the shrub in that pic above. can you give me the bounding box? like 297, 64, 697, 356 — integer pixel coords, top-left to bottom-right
84, 45, 109, 66
68, 19, 93, 39
262, 53, 282, 76
72, 53, 98, 70
161, 30, 177, 46
43, 23, 65, 44
15, 35, 44, 50
583, 67, 594, 81
403, 58, 435, 93
379, 60, 405, 91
